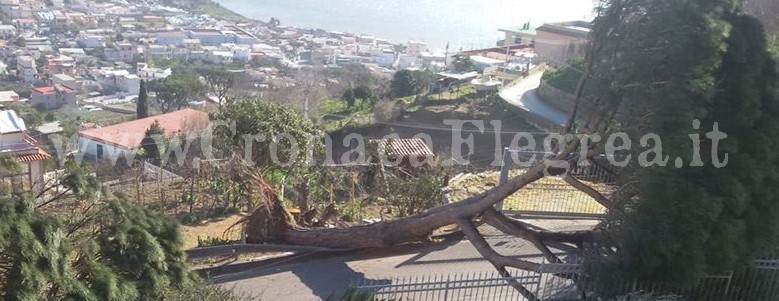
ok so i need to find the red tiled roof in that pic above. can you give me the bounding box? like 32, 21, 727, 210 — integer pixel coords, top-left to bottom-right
17, 149, 51, 162
77, 109, 210, 150
33, 86, 56, 94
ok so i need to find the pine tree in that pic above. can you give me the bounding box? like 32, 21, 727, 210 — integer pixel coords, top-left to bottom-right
582, 0, 779, 285
137, 80, 149, 119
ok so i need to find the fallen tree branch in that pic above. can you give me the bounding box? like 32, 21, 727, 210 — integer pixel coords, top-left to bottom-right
563, 174, 615, 211
457, 218, 539, 301
482, 208, 563, 264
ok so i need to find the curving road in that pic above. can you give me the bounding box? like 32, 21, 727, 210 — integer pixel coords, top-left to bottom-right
499, 70, 569, 128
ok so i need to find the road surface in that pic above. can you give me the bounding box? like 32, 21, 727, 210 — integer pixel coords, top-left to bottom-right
213, 219, 597, 300
499, 70, 569, 127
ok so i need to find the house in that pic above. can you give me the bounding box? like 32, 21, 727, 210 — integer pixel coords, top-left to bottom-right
48, 55, 77, 75
0, 109, 51, 195
16, 56, 36, 83
104, 42, 135, 62
0, 91, 19, 103
155, 30, 188, 46
498, 22, 537, 46
137, 63, 171, 81
77, 108, 210, 159
498, 21, 590, 64
0, 24, 15, 38
51, 74, 78, 91
406, 40, 428, 57
77, 34, 105, 48
534, 21, 590, 64
30, 85, 77, 109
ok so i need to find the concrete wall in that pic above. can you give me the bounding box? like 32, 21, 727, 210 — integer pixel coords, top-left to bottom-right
535, 31, 586, 65
536, 79, 594, 127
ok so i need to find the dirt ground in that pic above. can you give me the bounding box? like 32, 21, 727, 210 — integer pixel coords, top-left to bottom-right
180, 213, 247, 249
329, 99, 544, 169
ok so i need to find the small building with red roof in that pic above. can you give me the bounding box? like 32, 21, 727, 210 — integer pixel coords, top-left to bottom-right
0, 108, 51, 195
30, 85, 77, 109
76, 108, 210, 160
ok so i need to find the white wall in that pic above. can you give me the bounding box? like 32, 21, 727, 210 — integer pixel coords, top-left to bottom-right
77, 137, 133, 160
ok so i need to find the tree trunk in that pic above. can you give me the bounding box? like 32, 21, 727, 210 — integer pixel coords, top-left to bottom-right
246, 164, 548, 248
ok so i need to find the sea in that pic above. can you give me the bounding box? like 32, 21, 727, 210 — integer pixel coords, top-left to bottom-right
216, 0, 597, 51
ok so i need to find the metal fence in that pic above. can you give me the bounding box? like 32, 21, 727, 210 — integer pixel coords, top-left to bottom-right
354, 259, 779, 301
494, 150, 616, 218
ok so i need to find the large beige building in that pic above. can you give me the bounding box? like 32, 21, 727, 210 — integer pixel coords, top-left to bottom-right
499, 21, 591, 64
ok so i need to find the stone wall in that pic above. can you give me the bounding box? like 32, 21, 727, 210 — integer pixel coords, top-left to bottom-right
537, 79, 595, 127
537, 80, 577, 115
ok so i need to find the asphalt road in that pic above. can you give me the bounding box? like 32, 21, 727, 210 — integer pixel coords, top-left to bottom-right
499, 70, 569, 127
212, 218, 598, 300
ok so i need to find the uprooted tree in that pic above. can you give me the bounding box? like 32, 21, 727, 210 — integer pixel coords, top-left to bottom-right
231, 0, 779, 298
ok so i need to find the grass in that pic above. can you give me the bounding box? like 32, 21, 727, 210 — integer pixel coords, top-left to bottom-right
448, 170, 611, 214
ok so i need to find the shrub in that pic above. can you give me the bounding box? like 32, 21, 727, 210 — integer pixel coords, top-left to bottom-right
196, 236, 235, 247
373, 100, 404, 122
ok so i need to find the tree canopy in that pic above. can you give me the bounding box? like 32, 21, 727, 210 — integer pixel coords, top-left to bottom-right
390, 69, 433, 98
0, 160, 201, 300
212, 99, 323, 169
562, 0, 779, 286
148, 73, 206, 113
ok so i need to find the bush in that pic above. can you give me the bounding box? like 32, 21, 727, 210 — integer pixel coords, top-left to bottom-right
541, 66, 582, 94
373, 100, 404, 122
157, 284, 256, 301
197, 236, 236, 247
179, 212, 205, 225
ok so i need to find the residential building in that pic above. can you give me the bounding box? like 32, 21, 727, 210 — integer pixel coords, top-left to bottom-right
137, 63, 171, 81
77, 34, 105, 48
0, 24, 15, 38
187, 28, 230, 45
0, 91, 19, 103
407, 40, 428, 57
16, 56, 36, 83
47, 55, 77, 75
104, 42, 135, 62
498, 22, 537, 46
155, 30, 188, 46
77, 108, 210, 159
534, 21, 590, 64
51, 74, 78, 91
30, 85, 77, 109
0, 109, 51, 195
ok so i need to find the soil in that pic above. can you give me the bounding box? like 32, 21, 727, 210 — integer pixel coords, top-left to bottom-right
329, 99, 542, 169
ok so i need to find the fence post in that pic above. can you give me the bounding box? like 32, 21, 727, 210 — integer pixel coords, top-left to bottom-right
443, 275, 450, 300
497, 147, 511, 211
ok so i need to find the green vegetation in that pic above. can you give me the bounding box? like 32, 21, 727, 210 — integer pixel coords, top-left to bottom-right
148, 72, 207, 113
582, 0, 779, 287
451, 54, 476, 73
390, 69, 434, 97
540, 56, 584, 94
137, 80, 149, 119
213, 99, 323, 169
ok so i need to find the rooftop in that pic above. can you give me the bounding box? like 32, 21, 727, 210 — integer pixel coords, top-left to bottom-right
78, 108, 210, 150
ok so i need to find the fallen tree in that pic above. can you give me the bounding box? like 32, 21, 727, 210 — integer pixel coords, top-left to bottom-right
231, 0, 779, 298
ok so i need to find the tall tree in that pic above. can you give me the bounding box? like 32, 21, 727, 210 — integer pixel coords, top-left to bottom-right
198, 66, 236, 106
148, 73, 206, 113
137, 80, 149, 119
